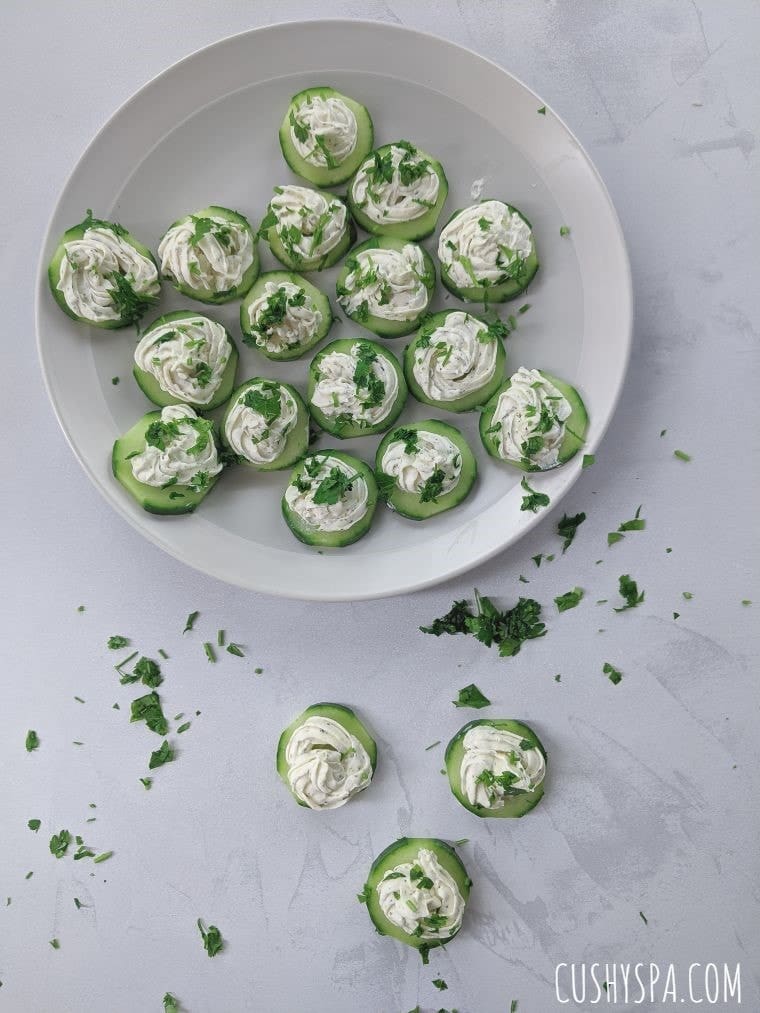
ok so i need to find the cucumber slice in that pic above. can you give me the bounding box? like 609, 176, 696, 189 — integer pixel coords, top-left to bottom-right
336, 236, 435, 337
279, 87, 374, 187
157, 205, 259, 304
47, 210, 160, 329
438, 200, 539, 304
375, 419, 477, 520
239, 271, 332, 361
307, 338, 407, 439
362, 837, 471, 959
132, 310, 238, 411
261, 185, 355, 272
347, 141, 448, 240
403, 310, 507, 413
282, 450, 378, 547
479, 369, 588, 471
112, 410, 221, 515
221, 378, 309, 471
276, 702, 377, 809
444, 719, 547, 819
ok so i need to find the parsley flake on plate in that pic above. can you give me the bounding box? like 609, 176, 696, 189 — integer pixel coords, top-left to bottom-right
520, 476, 550, 513
603, 662, 623, 685
197, 919, 224, 957
453, 683, 491, 709
558, 511, 586, 552
149, 740, 174, 770
421, 589, 546, 658
554, 587, 584, 612
25, 730, 40, 752
107, 635, 129, 650
614, 574, 645, 612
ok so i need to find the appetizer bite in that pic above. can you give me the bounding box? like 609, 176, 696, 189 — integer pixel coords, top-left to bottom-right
479, 366, 588, 470
404, 310, 507, 412
240, 271, 332, 361
158, 205, 259, 303
276, 703, 377, 810
438, 199, 538, 303
361, 838, 471, 961
221, 378, 308, 471
260, 185, 354, 272
279, 86, 374, 186
375, 420, 477, 520
48, 210, 159, 328
112, 404, 222, 514
282, 450, 378, 547
336, 236, 435, 337
348, 140, 448, 240
308, 338, 407, 439
445, 719, 547, 818
133, 311, 238, 410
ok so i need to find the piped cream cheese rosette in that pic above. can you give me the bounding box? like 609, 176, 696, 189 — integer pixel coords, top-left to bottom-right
158, 205, 259, 303
438, 198, 538, 303
133, 312, 238, 410
48, 210, 159, 328
112, 404, 222, 515
479, 365, 589, 471
276, 703, 377, 810
361, 838, 471, 962
403, 309, 507, 413
348, 140, 448, 240
221, 378, 309, 472
336, 236, 435, 337
279, 87, 374, 187
239, 271, 332, 361
260, 185, 355, 272
445, 718, 547, 818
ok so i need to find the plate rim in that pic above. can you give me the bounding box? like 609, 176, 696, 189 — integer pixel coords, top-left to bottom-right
35, 17, 633, 602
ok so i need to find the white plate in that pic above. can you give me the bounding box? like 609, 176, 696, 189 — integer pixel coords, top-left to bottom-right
36, 19, 632, 601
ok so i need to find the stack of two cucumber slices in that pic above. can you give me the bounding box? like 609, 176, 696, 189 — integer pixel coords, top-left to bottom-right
277, 702, 546, 962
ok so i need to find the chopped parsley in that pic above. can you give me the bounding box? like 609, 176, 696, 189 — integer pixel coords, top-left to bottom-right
148, 740, 174, 770
554, 587, 584, 612
557, 511, 586, 552
603, 662, 622, 685
614, 574, 645, 612
93, 851, 113, 864
177, 722, 191, 734
50, 938, 60, 950
673, 449, 691, 462
108, 271, 155, 324
537, 105, 547, 114
242, 382, 282, 424
356, 883, 372, 904
140, 777, 152, 790
425, 740, 441, 751
582, 453, 595, 468
203, 642, 216, 663
197, 918, 224, 957
226, 643, 245, 657
111, 376, 120, 385
312, 467, 357, 506
134, 657, 162, 687
432, 978, 448, 991
130, 692, 169, 735
421, 589, 546, 657
520, 477, 550, 513
49, 829, 71, 859
419, 468, 446, 504
682, 591, 694, 600
107, 635, 129, 650
610, 505, 646, 545
25, 730, 40, 752
28, 819, 41, 833
163, 994, 180, 1012
559, 225, 571, 236
393, 427, 419, 455
183, 611, 199, 633
639, 910, 648, 925
453, 683, 491, 709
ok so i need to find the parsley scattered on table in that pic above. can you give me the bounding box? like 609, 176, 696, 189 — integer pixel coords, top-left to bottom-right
111, 377, 119, 385
149, 740, 174, 770
356, 884, 372, 904
421, 589, 546, 658
682, 591, 694, 600
107, 635, 129, 650
203, 642, 216, 663
742, 599, 752, 606
639, 910, 648, 925
226, 643, 244, 657
607, 531, 624, 546
130, 692, 169, 735
452, 838, 469, 847
28, 819, 41, 833
558, 511, 586, 552
511, 1002, 519, 1013
93, 851, 113, 864
197, 919, 224, 957
673, 612, 680, 620
25, 730, 40, 752
74, 897, 83, 909
432, 978, 448, 991
453, 683, 491, 709
673, 449, 691, 462
177, 722, 191, 734
603, 662, 622, 685
520, 476, 550, 513
555, 673, 561, 682
183, 611, 199, 634
554, 587, 584, 612
425, 741, 440, 751
50, 938, 60, 950
134, 657, 162, 687
140, 777, 152, 790
49, 830, 71, 859
614, 574, 645, 612
582, 454, 595, 468
559, 225, 571, 236
537, 106, 546, 114
163, 995, 180, 1012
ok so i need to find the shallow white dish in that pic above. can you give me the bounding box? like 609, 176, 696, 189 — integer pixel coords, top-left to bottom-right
36, 19, 632, 601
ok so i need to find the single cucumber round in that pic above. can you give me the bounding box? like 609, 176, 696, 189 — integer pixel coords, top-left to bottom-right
158, 205, 260, 304
362, 837, 471, 957
444, 719, 547, 819
279, 86, 374, 187
479, 369, 588, 470
336, 236, 436, 337
276, 702, 378, 808
439, 202, 539, 304
347, 141, 448, 241
47, 211, 159, 329
375, 419, 477, 520
239, 271, 333, 361
308, 338, 407, 439
263, 187, 355, 272
132, 310, 238, 411
281, 450, 378, 548
112, 411, 221, 515
221, 378, 309, 472
403, 310, 507, 413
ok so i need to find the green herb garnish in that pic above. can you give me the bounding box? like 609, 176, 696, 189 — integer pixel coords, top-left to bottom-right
148, 740, 174, 770
674, 449, 691, 462
183, 611, 199, 633
49, 829, 71, 859
582, 454, 595, 468
453, 683, 491, 709
557, 511, 586, 552
130, 692, 169, 735
520, 477, 550, 513
554, 587, 584, 612
28, 819, 41, 833
614, 574, 645, 612
25, 730, 40, 752
107, 635, 129, 650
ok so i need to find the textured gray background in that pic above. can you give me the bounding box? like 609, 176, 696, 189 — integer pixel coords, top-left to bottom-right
2, 2, 759, 1011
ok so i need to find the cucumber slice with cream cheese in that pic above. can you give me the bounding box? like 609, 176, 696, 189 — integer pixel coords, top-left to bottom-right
221, 378, 309, 471
260, 185, 355, 272
240, 271, 332, 361
282, 450, 378, 548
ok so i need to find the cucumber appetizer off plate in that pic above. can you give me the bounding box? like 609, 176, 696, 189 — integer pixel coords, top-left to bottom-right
39, 20, 632, 599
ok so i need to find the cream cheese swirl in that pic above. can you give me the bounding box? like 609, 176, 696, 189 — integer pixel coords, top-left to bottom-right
339, 244, 429, 322
351, 144, 440, 224
460, 724, 546, 810
130, 404, 221, 489
58, 227, 159, 323
290, 95, 358, 168
134, 316, 231, 405
158, 214, 253, 294
438, 199, 533, 289
412, 311, 498, 403
490, 367, 571, 469
311, 343, 398, 429
284, 455, 368, 533
284, 715, 372, 810
269, 186, 347, 262
244, 280, 322, 354
381, 430, 461, 497
224, 381, 298, 465
376, 848, 465, 940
